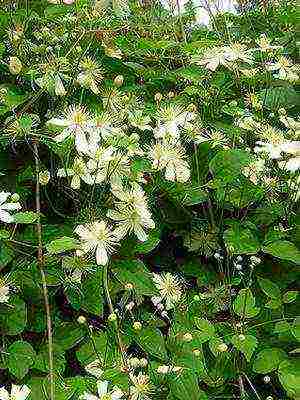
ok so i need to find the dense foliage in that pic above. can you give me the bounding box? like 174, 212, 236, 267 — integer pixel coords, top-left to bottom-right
0, 1, 299, 399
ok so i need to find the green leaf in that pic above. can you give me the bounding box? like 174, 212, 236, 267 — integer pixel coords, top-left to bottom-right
233, 289, 260, 318
262, 240, 300, 265
13, 211, 40, 224
46, 237, 79, 254
274, 321, 291, 334
81, 269, 104, 315
8, 340, 36, 379
209, 149, 250, 183
282, 291, 298, 303
112, 259, 158, 296
224, 224, 260, 254
194, 318, 215, 342
257, 277, 281, 299
53, 323, 85, 351
134, 327, 168, 361
34, 344, 66, 374
231, 334, 258, 362
134, 228, 160, 254
253, 348, 286, 373
291, 318, 300, 341
0, 295, 27, 335
259, 86, 299, 110
170, 369, 207, 400
278, 359, 300, 399
265, 298, 282, 310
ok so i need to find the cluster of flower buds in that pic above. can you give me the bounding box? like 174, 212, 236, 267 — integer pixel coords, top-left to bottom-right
128, 356, 148, 370
157, 365, 182, 374
151, 296, 169, 319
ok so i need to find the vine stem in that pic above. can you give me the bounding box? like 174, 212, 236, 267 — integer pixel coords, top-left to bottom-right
102, 263, 127, 369
33, 142, 55, 400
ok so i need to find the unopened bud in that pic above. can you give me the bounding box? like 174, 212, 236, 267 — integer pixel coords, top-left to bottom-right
168, 91, 175, 98
108, 313, 117, 322
9, 57, 22, 75
125, 301, 135, 311
193, 349, 201, 356
133, 321, 142, 331
217, 343, 228, 352
11, 193, 20, 202
77, 315, 87, 324
154, 92, 162, 102
238, 334, 246, 341
114, 75, 124, 87
39, 170, 50, 186
182, 333, 193, 342
129, 357, 140, 368
125, 282, 134, 290
139, 358, 148, 367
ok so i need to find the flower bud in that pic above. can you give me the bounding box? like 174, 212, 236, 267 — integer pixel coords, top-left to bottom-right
217, 343, 228, 352
182, 333, 193, 342
10, 193, 20, 202
63, 0, 75, 4
193, 349, 201, 356
125, 282, 134, 290
108, 313, 117, 322
39, 170, 50, 186
168, 91, 175, 98
9, 57, 22, 75
157, 365, 169, 374
193, 295, 200, 302
114, 75, 124, 87
125, 301, 135, 311
77, 315, 87, 324
154, 92, 162, 102
238, 334, 246, 341
263, 376, 271, 383
133, 321, 142, 331
129, 357, 140, 368
139, 358, 148, 368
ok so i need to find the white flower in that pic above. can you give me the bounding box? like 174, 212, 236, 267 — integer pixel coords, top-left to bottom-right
111, 183, 149, 216
85, 358, 103, 379
128, 111, 152, 131
77, 57, 103, 95
0, 384, 31, 400
0, 192, 21, 223
0, 277, 11, 303
154, 106, 195, 141
242, 159, 265, 185
129, 373, 153, 400
149, 141, 190, 183
279, 141, 300, 172
58, 157, 94, 189
256, 34, 280, 52
48, 105, 91, 154
108, 207, 155, 242
152, 272, 182, 310
75, 221, 119, 265
88, 152, 131, 185
254, 128, 286, 160
80, 380, 123, 400
266, 57, 299, 82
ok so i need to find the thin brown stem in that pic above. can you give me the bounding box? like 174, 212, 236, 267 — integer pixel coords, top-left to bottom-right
33, 142, 55, 400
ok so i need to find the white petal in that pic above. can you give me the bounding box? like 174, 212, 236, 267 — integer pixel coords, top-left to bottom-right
48, 117, 69, 127
0, 387, 10, 400
0, 192, 10, 205
71, 175, 81, 189
135, 225, 148, 242
1, 202, 21, 211
79, 393, 99, 400
97, 381, 108, 396
57, 168, 74, 177
96, 245, 108, 265
112, 389, 124, 400
55, 129, 71, 142
11, 384, 31, 400
0, 210, 14, 223
75, 132, 90, 154
113, 224, 129, 240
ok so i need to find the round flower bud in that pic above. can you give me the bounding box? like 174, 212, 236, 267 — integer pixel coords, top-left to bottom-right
129, 357, 140, 369
125, 301, 135, 311
250, 256, 261, 266
154, 92, 163, 102
108, 313, 117, 322
193, 349, 201, 356
263, 376, 271, 383
278, 107, 286, 115
238, 334, 246, 341
114, 75, 124, 87
266, 397, 273, 400
9, 57, 22, 75
139, 358, 148, 368
39, 170, 50, 186
133, 321, 142, 331
187, 103, 197, 112
77, 315, 87, 324
63, 0, 74, 4
182, 333, 193, 342
168, 91, 175, 98
10, 193, 20, 202
157, 365, 169, 374
124, 282, 134, 290
217, 343, 228, 352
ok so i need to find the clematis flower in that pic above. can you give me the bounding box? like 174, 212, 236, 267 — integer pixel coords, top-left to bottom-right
80, 381, 123, 400
57, 157, 94, 189
75, 221, 119, 266
0, 192, 21, 223
152, 272, 182, 310
0, 384, 30, 400
266, 57, 299, 82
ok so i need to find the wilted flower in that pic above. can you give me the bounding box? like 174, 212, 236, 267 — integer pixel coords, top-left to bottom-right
57, 157, 93, 189
85, 358, 103, 379
0, 191, 21, 223
77, 57, 103, 94
75, 221, 119, 265
80, 381, 124, 400
129, 373, 153, 400
0, 384, 30, 400
152, 272, 182, 310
